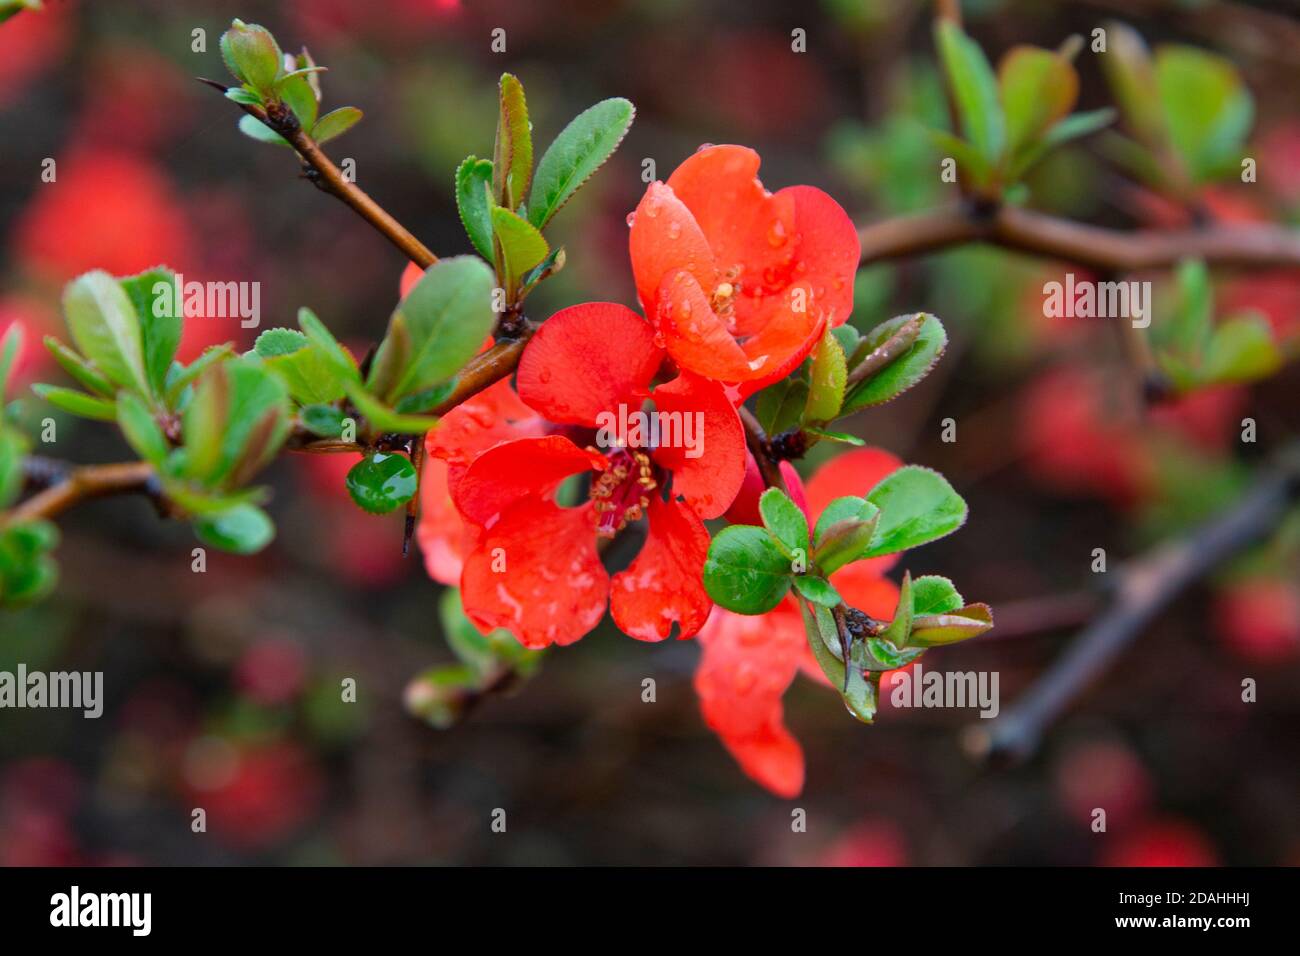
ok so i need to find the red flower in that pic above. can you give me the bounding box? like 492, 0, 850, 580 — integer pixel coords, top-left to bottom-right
694, 447, 904, 796
629, 145, 859, 394
422, 303, 746, 647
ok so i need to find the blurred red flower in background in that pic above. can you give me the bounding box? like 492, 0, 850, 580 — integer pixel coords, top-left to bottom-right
0, 1, 70, 109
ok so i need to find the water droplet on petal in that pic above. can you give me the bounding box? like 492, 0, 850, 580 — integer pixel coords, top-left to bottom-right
766, 220, 788, 248
626, 212, 637, 227
667, 221, 681, 240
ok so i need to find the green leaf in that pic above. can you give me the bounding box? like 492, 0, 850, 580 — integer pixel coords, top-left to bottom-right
42, 337, 114, 397
119, 267, 181, 399
490, 206, 549, 298
345, 452, 418, 514
165, 344, 235, 406
800, 599, 847, 690
455, 157, 496, 261
225, 86, 262, 107
0, 324, 21, 394
182, 357, 290, 488
393, 378, 457, 415
297, 307, 360, 384
805, 427, 864, 446
1100, 21, 1163, 149
277, 72, 318, 130
755, 378, 809, 436
793, 575, 841, 607
254, 327, 347, 404
343, 381, 440, 435
863, 465, 968, 558
910, 575, 964, 616
238, 114, 291, 146
527, 97, 635, 230
804, 326, 847, 422
493, 74, 533, 210
998, 46, 1077, 159
842, 313, 947, 414
376, 256, 495, 401
312, 106, 363, 144
31, 384, 117, 421
1156, 45, 1253, 184
759, 486, 809, 558
702, 525, 794, 615
927, 128, 993, 188
0, 429, 27, 507
62, 270, 151, 396
220, 20, 282, 95
907, 603, 994, 647
934, 20, 1005, 169
811, 496, 880, 575
1202, 314, 1282, 384
116, 391, 169, 466
193, 502, 275, 555
299, 404, 349, 438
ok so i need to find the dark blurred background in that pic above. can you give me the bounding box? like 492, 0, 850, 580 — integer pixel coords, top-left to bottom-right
1, 0, 1297, 865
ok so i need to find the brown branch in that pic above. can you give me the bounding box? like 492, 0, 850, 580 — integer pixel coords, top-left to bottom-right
858, 203, 1300, 272
962, 443, 1300, 766
7, 461, 157, 524
201, 81, 437, 269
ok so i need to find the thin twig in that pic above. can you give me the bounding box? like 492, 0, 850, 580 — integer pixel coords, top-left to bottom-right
737, 405, 786, 493
858, 203, 1300, 272
7, 461, 158, 524
962, 444, 1300, 765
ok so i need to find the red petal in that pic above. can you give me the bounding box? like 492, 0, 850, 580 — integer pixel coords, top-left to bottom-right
666, 146, 858, 333
651, 372, 746, 519
452, 435, 604, 526
718, 716, 804, 798
729, 278, 825, 395
424, 379, 543, 487
653, 269, 754, 381
415, 456, 478, 585
694, 605, 804, 739
516, 302, 661, 426
629, 181, 717, 316
460, 499, 609, 649
806, 447, 904, 575
610, 497, 713, 642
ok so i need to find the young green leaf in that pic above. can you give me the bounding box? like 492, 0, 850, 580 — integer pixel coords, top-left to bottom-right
1156, 45, 1253, 184
493, 74, 532, 210
238, 114, 291, 146
490, 206, 549, 298
41, 338, 115, 398
793, 575, 841, 607
254, 327, 348, 404
116, 391, 170, 467
878, 571, 913, 648
342, 381, 441, 435
998, 46, 1078, 160
277, 73, 318, 130
193, 502, 275, 555
375, 257, 495, 402
220, 20, 282, 95
455, 157, 496, 261
811, 496, 880, 575
527, 97, 635, 230
800, 599, 847, 690
842, 313, 947, 414
0, 324, 22, 393
862, 465, 968, 558
910, 575, 964, 616
702, 525, 794, 615
31, 384, 117, 421
312, 106, 363, 145
1202, 314, 1282, 385
297, 307, 360, 385
346, 452, 418, 514
119, 267, 181, 399
804, 325, 847, 423
759, 486, 810, 559
182, 357, 291, 488
934, 20, 1005, 169
908, 603, 994, 647
62, 270, 151, 397
299, 404, 349, 438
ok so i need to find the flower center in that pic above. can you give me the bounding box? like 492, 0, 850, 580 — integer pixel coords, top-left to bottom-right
590, 447, 658, 537
711, 265, 744, 334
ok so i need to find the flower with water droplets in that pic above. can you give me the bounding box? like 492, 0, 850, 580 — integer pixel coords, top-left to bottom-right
629, 145, 860, 396
421, 303, 748, 649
